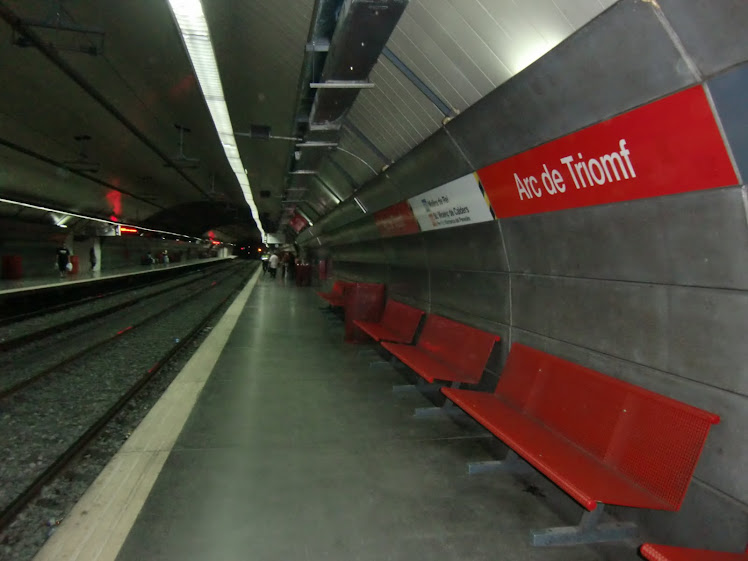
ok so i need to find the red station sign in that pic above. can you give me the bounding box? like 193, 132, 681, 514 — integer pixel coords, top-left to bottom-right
373, 200, 421, 237
477, 85, 738, 218
289, 212, 309, 233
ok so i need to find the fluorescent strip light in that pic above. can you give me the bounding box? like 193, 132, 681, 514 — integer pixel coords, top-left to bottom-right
167, 0, 266, 243
0, 197, 203, 241
354, 197, 367, 213
297, 208, 313, 226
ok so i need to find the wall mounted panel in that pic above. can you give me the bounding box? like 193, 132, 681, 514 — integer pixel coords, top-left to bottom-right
388, 128, 471, 200
660, 188, 748, 290
355, 175, 402, 216
511, 275, 669, 368
708, 63, 748, 181
380, 233, 428, 269
501, 198, 670, 282
430, 269, 509, 326
388, 265, 429, 304
424, 220, 507, 272
659, 0, 748, 77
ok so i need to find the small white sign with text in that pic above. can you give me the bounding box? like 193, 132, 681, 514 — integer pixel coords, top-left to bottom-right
408, 173, 494, 231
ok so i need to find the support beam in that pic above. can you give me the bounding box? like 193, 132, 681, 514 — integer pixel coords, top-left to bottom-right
342, 121, 390, 165
382, 46, 455, 118
531, 504, 638, 547
468, 450, 534, 475
310, 81, 375, 89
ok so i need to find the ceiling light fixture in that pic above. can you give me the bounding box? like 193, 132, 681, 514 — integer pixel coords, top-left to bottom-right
297, 209, 313, 226
167, 0, 266, 243
0, 197, 202, 241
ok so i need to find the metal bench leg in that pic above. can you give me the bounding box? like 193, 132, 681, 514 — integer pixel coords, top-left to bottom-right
468, 450, 535, 475
531, 504, 638, 546
413, 382, 466, 418
392, 382, 440, 393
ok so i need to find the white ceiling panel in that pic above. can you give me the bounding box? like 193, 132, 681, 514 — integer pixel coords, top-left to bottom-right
384, 0, 618, 113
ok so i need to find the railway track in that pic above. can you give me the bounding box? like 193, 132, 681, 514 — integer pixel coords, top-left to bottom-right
0, 261, 257, 537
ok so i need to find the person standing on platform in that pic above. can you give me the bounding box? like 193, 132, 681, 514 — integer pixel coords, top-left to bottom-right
89, 246, 97, 273
56, 245, 71, 278
268, 252, 279, 279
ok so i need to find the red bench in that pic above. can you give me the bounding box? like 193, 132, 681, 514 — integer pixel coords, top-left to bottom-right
641, 544, 748, 561
442, 343, 720, 546
382, 314, 500, 385
382, 315, 500, 416
353, 299, 424, 344
316, 280, 351, 307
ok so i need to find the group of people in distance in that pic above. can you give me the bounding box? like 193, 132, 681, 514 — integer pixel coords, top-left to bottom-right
262, 251, 296, 280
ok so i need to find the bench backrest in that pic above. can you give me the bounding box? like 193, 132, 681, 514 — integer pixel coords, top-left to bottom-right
417, 314, 500, 383
331, 280, 350, 296
379, 300, 424, 344
495, 343, 719, 510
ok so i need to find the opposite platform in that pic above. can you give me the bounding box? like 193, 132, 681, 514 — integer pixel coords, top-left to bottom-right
0, 256, 233, 296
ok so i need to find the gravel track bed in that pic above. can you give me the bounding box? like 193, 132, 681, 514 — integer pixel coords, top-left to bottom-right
0, 262, 233, 345
0, 265, 241, 394
0, 263, 257, 561
0, 263, 254, 528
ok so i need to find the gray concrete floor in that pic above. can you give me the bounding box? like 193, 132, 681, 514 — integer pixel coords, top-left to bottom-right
114, 276, 614, 561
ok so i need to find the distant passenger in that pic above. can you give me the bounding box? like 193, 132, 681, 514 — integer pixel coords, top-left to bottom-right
268, 252, 279, 278
89, 246, 97, 272
56, 245, 71, 278
162, 250, 170, 265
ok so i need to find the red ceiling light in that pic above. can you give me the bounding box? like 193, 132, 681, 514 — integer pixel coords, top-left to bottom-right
120, 226, 138, 234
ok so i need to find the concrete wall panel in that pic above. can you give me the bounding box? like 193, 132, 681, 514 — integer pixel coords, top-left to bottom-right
659, 0, 748, 77
501, 198, 670, 282
667, 287, 748, 396
511, 275, 669, 368
708, 63, 748, 181
430, 269, 510, 326
424, 220, 508, 273
387, 128, 472, 200
660, 188, 748, 289
388, 265, 429, 304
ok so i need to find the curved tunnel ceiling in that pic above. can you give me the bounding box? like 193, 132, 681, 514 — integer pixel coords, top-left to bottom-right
0, 0, 617, 244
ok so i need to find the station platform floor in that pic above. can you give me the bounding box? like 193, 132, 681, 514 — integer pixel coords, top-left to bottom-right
0, 256, 232, 296
34, 268, 615, 561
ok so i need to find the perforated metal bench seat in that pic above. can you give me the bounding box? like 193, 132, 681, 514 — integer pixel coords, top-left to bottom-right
381, 314, 500, 385
382, 342, 479, 383
316, 280, 351, 307
441, 390, 670, 510
354, 299, 423, 344
641, 544, 748, 561
441, 343, 720, 546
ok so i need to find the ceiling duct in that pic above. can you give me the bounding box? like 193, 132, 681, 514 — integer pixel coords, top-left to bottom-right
280, 0, 408, 236
308, 0, 408, 128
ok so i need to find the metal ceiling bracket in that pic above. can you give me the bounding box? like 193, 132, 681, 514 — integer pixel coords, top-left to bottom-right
382, 46, 454, 118
309, 123, 342, 132
310, 81, 375, 89
297, 142, 339, 148
305, 39, 330, 52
